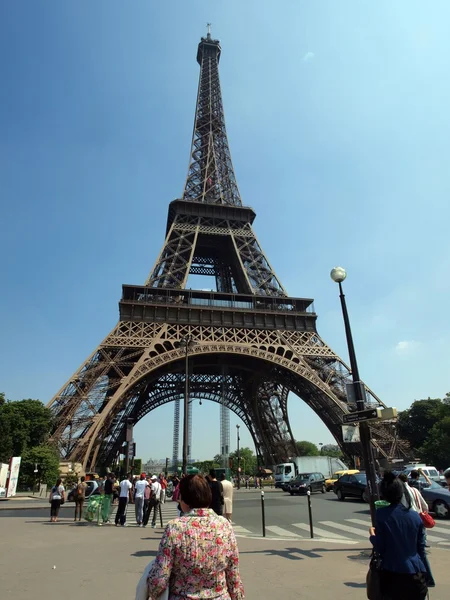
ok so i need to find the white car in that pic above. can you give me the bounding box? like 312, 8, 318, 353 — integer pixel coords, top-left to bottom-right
0, 486, 6, 499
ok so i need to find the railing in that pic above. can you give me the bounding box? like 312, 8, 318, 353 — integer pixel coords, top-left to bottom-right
121, 286, 315, 315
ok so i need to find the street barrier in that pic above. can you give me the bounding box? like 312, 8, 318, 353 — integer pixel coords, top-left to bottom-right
261, 490, 266, 537
306, 490, 314, 538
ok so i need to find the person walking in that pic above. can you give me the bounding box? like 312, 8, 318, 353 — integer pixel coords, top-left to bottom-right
115, 473, 133, 527
159, 473, 167, 504
208, 469, 224, 516
49, 478, 65, 523
220, 472, 234, 522
369, 471, 433, 599
102, 473, 115, 523
144, 474, 244, 599
143, 475, 161, 528
74, 476, 87, 522
134, 473, 148, 527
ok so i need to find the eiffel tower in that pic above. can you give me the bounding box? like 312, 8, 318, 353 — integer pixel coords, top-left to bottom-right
48, 30, 407, 472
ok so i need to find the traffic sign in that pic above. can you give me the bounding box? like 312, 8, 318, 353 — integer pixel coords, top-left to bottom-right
343, 408, 381, 424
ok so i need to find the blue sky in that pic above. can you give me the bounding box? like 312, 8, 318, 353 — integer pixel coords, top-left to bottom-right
2, 2, 450, 462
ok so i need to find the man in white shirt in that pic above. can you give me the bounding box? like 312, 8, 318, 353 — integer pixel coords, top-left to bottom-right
134, 473, 148, 527
115, 474, 133, 527
143, 475, 161, 528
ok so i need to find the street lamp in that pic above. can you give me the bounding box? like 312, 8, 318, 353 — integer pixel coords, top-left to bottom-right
236, 424, 241, 490
330, 266, 379, 525
178, 334, 195, 475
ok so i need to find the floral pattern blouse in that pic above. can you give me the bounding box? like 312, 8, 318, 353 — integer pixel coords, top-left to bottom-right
147, 508, 245, 600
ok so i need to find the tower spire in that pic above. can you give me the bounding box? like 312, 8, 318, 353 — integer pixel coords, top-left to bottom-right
183, 33, 242, 206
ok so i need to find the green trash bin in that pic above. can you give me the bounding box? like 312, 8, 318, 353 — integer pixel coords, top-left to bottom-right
375, 500, 390, 510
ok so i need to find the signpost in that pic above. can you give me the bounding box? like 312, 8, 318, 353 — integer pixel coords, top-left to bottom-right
343, 407, 397, 425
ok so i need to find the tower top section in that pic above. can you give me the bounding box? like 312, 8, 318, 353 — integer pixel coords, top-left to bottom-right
196, 27, 221, 64
183, 32, 241, 206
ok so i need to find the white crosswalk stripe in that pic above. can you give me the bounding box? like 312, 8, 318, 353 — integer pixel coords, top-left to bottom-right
266, 525, 302, 537
318, 521, 370, 538
292, 522, 350, 540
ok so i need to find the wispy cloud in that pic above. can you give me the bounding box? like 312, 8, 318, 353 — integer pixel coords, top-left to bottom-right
303, 51, 315, 63
395, 340, 420, 355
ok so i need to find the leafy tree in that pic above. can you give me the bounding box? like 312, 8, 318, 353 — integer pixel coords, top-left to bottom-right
228, 447, 258, 476
19, 444, 60, 489
295, 440, 320, 456
419, 416, 450, 469
397, 398, 444, 451
191, 460, 220, 474
0, 392, 5, 407
0, 398, 54, 462
320, 444, 343, 458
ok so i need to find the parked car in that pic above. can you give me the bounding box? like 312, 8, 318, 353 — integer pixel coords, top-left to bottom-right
325, 469, 360, 492
0, 486, 6, 499
334, 473, 371, 501
288, 472, 326, 495
415, 479, 450, 519
67, 480, 100, 502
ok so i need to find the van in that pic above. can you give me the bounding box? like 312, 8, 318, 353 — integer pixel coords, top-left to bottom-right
325, 469, 360, 492
403, 465, 441, 484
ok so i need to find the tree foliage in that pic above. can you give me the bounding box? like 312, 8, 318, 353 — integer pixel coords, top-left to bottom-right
19, 444, 60, 489
0, 397, 54, 463
320, 444, 343, 458
398, 395, 450, 469
295, 440, 320, 456
228, 447, 258, 476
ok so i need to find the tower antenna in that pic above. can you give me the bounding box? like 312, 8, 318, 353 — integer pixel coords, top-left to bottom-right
207, 22, 212, 38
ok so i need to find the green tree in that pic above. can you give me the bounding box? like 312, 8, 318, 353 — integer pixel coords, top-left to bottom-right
0, 398, 54, 462
191, 460, 220, 474
419, 416, 450, 469
19, 444, 60, 489
228, 447, 257, 476
296, 440, 320, 456
320, 444, 343, 458
397, 398, 444, 452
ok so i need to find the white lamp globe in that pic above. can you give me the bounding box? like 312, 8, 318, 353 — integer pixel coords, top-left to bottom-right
330, 266, 347, 283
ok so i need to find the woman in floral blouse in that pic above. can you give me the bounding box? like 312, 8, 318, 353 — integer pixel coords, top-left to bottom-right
147, 474, 245, 599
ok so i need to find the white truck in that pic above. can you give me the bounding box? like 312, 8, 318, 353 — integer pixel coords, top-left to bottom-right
274, 456, 348, 489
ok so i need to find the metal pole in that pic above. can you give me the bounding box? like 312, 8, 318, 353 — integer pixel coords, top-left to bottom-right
159, 501, 163, 527
165, 457, 169, 477
338, 282, 379, 526
237, 425, 241, 490
182, 338, 190, 476
307, 490, 314, 538
261, 490, 266, 537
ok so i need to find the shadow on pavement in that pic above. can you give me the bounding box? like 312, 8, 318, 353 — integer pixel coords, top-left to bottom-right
131, 550, 158, 558
238, 546, 372, 562
344, 582, 366, 588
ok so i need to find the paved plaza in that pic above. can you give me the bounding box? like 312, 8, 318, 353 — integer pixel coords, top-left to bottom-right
1, 495, 450, 599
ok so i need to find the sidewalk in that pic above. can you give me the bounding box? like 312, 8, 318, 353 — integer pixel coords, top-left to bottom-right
0, 511, 449, 599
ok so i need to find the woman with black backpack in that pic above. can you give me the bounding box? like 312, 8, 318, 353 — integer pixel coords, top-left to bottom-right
49, 478, 65, 522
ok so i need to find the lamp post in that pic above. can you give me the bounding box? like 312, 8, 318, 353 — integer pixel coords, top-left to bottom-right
236, 424, 241, 490
179, 334, 195, 475
330, 266, 379, 525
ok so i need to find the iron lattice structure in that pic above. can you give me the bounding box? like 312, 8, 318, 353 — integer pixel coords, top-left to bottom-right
48, 32, 409, 471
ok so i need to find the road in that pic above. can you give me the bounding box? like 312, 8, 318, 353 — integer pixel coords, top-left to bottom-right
232, 490, 450, 546
3, 489, 450, 548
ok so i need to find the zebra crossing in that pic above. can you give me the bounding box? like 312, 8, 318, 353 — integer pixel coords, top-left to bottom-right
109, 500, 179, 526
108, 501, 450, 546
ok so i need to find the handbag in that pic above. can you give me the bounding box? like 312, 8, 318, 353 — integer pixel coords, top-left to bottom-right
136, 559, 169, 600
366, 551, 382, 600
411, 487, 435, 529
420, 511, 435, 529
